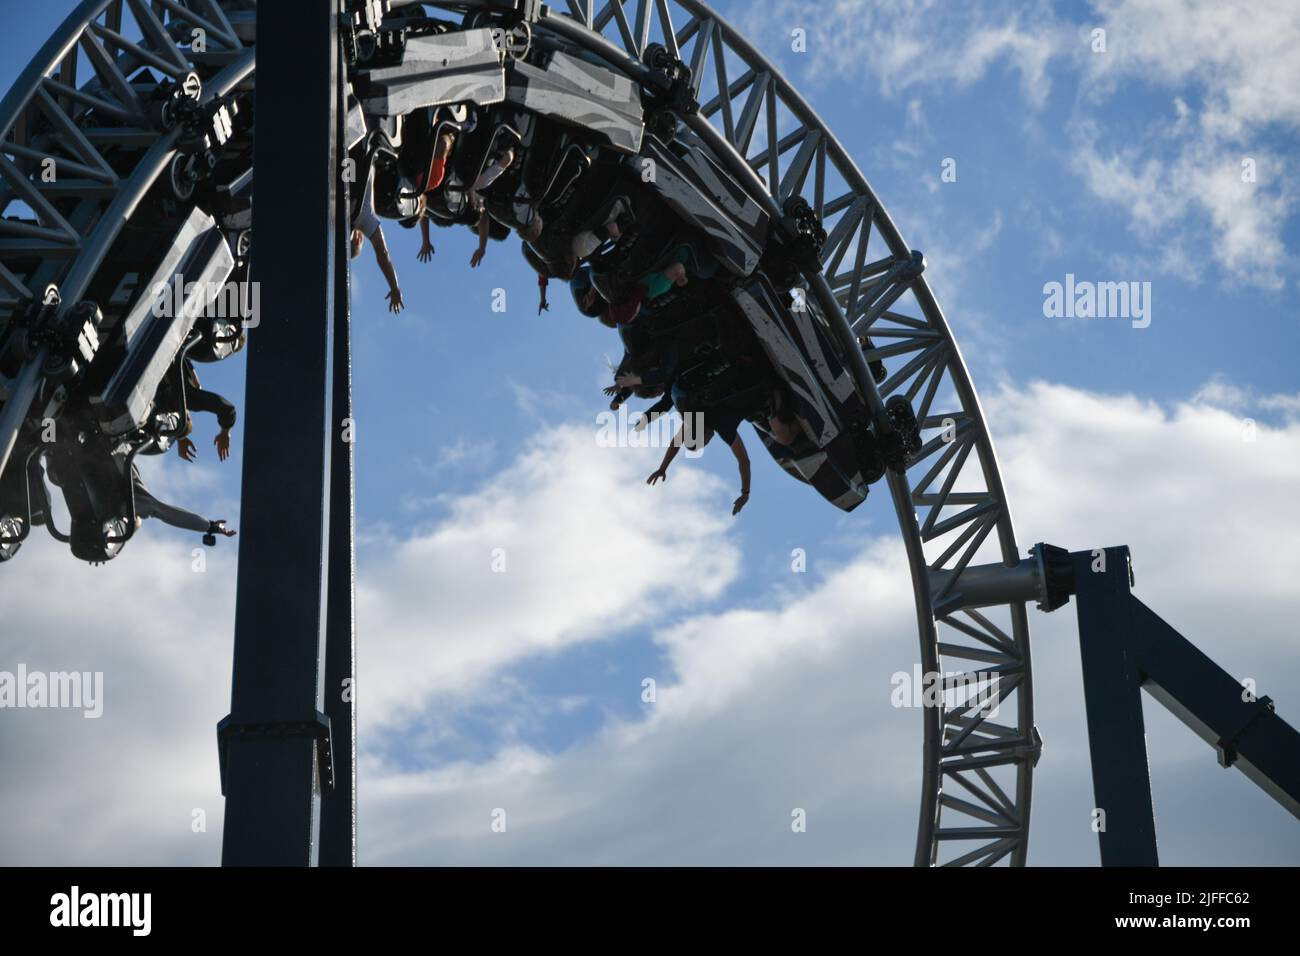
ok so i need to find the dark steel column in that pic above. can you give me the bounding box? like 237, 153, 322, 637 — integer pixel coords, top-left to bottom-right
1071, 546, 1159, 866
319, 33, 357, 865
220, 0, 340, 866
1133, 600, 1300, 820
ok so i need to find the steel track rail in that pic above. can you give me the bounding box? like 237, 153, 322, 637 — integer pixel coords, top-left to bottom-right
1, 0, 1036, 866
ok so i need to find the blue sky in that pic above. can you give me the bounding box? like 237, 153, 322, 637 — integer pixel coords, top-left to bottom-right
1, 1, 1298, 866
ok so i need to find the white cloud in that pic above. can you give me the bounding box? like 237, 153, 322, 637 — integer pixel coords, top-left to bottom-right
0, 421, 742, 863
1191, 373, 1251, 411
1084, 0, 1300, 136
0, 528, 236, 865
1070, 116, 1293, 289
357, 422, 742, 731
987, 380, 1300, 613
1258, 392, 1300, 420
731, 0, 1298, 288
362, 539, 927, 865
1071, 0, 1300, 288
359, 380, 1300, 866
410, 437, 497, 485
1189, 373, 1300, 422
4, 382, 1298, 865
738, 0, 1069, 107
913, 209, 1005, 284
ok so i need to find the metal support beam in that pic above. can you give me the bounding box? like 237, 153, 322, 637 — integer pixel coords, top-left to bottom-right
1071, 546, 1159, 866
930, 554, 1041, 613
1132, 593, 1300, 821
1035, 543, 1300, 866
928, 542, 1073, 614
319, 34, 357, 865
944, 543, 1300, 864
219, 0, 341, 867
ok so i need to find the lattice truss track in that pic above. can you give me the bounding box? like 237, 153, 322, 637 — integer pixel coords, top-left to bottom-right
0, 0, 1035, 867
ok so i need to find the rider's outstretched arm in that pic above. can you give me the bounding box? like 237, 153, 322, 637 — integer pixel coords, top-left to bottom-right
729, 435, 751, 514
470, 210, 491, 267
634, 392, 674, 430
647, 423, 685, 483
370, 225, 403, 311
132, 471, 215, 534
419, 215, 435, 259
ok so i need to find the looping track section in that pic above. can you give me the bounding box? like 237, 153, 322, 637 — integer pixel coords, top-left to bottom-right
0, 0, 1036, 866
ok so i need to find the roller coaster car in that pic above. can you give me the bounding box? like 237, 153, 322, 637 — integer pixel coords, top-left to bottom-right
754, 427, 870, 513
540, 152, 649, 242
761, 196, 828, 288
376, 36, 643, 231
352, 26, 506, 117
0, 437, 47, 563
86, 208, 235, 439
513, 111, 606, 215
0, 199, 241, 566
730, 273, 883, 511
0, 293, 102, 484
609, 266, 880, 513
615, 285, 731, 388
0, 337, 225, 566
535, 141, 621, 227
473, 99, 626, 215
41, 420, 136, 564
466, 118, 628, 254
631, 133, 769, 278
630, 278, 727, 345
502, 47, 645, 154
188, 316, 245, 364
423, 104, 525, 196
587, 211, 708, 304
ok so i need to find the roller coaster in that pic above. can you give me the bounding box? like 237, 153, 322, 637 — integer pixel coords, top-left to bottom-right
1, 0, 1296, 867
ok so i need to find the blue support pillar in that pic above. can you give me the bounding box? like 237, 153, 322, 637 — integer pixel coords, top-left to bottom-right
319, 31, 357, 865
1064, 544, 1300, 865
1071, 546, 1159, 866
219, 0, 342, 867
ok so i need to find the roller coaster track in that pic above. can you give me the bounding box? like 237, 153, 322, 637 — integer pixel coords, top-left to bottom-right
0, 0, 1037, 866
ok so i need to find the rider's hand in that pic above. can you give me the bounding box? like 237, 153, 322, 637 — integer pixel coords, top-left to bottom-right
214, 429, 231, 462
387, 288, 404, 313
177, 437, 197, 462
470, 247, 486, 268
418, 242, 435, 262
732, 492, 749, 516
646, 469, 667, 486
538, 299, 549, 315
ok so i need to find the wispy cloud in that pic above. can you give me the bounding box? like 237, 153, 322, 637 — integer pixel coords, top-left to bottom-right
360, 379, 1300, 865
736, 0, 1070, 107
729, 0, 1298, 289
1071, 0, 1300, 288
4, 380, 1298, 864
